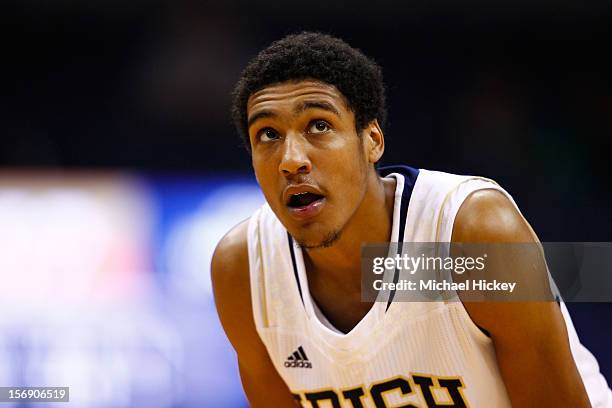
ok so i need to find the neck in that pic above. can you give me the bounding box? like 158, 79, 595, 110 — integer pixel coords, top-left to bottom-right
303, 170, 397, 292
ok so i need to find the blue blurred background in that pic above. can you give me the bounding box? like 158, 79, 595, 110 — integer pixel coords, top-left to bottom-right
2, 0, 611, 406
0, 174, 262, 407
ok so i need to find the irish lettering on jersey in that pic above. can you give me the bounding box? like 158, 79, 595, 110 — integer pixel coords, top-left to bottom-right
291, 373, 468, 408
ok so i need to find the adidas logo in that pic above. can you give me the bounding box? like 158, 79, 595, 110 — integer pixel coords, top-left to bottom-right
284, 346, 312, 368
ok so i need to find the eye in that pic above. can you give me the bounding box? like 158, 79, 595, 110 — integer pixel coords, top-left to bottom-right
307, 120, 331, 134
258, 127, 280, 142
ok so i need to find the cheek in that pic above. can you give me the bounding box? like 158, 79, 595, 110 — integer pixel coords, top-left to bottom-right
254, 168, 275, 197
327, 162, 368, 208
252, 156, 282, 204
321, 134, 364, 166
252, 152, 276, 178
330, 138, 368, 174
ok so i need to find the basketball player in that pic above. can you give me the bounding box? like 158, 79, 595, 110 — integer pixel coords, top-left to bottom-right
212, 32, 611, 407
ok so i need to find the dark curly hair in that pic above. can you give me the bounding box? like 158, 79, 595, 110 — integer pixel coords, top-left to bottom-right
231, 32, 387, 151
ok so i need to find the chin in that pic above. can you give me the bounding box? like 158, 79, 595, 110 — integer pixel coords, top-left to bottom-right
295, 230, 341, 250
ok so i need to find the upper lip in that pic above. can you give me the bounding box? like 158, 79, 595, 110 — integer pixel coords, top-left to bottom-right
283, 184, 325, 205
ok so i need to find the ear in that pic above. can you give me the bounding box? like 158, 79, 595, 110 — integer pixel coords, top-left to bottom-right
362, 119, 385, 164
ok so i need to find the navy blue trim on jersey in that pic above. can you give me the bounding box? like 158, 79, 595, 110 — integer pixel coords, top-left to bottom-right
378, 165, 419, 243
378, 165, 420, 311
287, 233, 305, 305
286, 165, 420, 313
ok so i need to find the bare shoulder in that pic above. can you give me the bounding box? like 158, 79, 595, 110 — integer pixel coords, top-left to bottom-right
450, 190, 591, 406
211, 218, 298, 406
211, 218, 250, 296
452, 189, 545, 332
450, 188, 547, 334
450, 187, 559, 340
452, 188, 534, 243
210, 218, 253, 347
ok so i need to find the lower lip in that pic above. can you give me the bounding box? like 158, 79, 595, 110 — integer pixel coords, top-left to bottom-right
287, 197, 326, 221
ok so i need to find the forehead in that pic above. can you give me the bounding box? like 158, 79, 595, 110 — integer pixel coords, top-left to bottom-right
247, 80, 349, 115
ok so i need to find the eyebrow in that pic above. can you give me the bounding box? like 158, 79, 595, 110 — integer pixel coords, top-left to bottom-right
247, 100, 341, 129
247, 110, 276, 129
293, 100, 341, 117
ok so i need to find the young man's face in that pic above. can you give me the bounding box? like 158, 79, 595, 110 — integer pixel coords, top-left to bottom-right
246, 79, 372, 249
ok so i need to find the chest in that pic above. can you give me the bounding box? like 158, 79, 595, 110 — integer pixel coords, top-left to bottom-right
309, 281, 374, 334
258, 302, 510, 408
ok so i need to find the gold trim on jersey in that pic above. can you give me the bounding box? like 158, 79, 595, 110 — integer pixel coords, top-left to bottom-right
369, 375, 419, 408
410, 371, 470, 408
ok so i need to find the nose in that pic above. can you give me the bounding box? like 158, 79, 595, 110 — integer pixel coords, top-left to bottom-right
278, 133, 311, 176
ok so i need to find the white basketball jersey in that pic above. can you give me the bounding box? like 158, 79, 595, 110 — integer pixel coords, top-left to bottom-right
247, 166, 612, 407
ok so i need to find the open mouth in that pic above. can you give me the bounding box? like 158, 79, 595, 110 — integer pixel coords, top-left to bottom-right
287, 192, 325, 208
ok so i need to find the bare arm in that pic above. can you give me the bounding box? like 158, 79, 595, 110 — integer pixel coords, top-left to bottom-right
452, 189, 591, 407
211, 220, 298, 407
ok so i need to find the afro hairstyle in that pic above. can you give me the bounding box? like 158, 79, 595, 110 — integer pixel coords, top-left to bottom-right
231, 32, 387, 150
